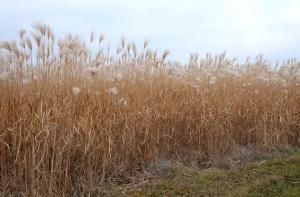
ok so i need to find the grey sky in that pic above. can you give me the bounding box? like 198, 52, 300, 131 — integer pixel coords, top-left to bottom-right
0, 0, 299, 63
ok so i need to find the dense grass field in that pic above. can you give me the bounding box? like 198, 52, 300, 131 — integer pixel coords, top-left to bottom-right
0, 23, 299, 195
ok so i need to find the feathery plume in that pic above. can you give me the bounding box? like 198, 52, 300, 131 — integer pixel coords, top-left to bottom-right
90, 31, 95, 43
144, 39, 150, 49
99, 34, 105, 44
19, 29, 26, 40
72, 87, 81, 95
161, 49, 170, 61
109, 87, 118, 95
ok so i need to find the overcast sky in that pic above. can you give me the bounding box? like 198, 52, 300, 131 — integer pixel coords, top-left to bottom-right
0, 0, 299, 63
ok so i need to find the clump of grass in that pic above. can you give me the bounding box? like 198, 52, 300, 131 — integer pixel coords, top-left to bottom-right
0, 23, 299, 196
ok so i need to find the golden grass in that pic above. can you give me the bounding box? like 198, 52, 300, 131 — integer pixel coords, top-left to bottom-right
0, 23, 299, 195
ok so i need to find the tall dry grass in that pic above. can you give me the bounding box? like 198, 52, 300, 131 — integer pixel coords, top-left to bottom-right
0, 23, 300, 195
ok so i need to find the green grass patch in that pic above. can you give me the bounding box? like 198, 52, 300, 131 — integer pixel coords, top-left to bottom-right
128, 152, 300, 196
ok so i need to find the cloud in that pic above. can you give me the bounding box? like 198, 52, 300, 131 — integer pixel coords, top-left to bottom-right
0, 0, 299, 62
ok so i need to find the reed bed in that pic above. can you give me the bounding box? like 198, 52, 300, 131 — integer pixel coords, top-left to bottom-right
0, 23, 299, 195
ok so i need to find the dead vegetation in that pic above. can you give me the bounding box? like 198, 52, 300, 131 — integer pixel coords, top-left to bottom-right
0, 23, 299, 195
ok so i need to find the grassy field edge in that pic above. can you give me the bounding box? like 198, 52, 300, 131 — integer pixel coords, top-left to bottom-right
128, 150, 300, 196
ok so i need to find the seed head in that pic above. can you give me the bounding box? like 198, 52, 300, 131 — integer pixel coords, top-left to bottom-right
72, 87, 81, 95
109, 87, 118, 95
